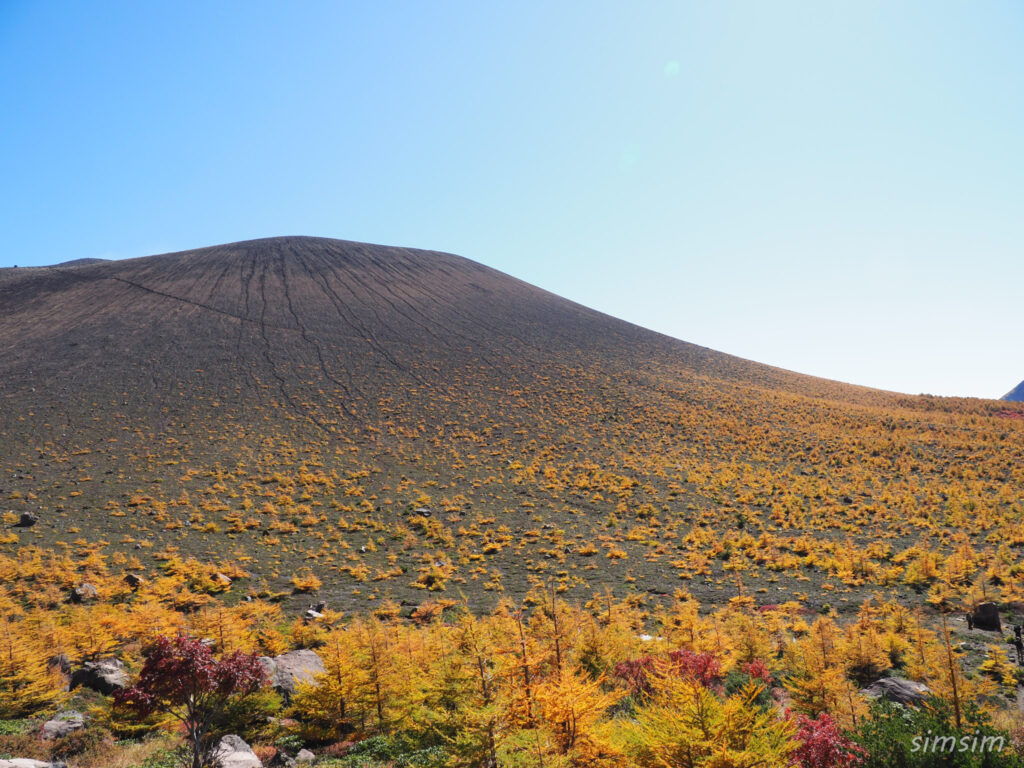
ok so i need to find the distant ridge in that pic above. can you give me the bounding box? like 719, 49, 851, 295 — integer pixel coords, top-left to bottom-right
1004, 381, 1024, 402
54, 257, 110, 267
2, 257, 109, 269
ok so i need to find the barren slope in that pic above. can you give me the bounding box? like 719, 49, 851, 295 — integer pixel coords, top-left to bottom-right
1, 237, 1020, 611
0, 236, 827, 437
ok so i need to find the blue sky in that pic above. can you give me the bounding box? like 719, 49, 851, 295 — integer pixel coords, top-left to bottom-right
2, 2, 1022, 398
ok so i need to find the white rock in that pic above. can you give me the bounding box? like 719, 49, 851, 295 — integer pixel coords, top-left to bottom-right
266, 649, 325, 696
215, 735, 262, 768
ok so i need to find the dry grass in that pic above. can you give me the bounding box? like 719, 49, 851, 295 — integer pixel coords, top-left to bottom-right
75, 736, 179, 768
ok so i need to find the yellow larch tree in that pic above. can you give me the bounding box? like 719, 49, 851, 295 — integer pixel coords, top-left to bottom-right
0, 616, 66, 717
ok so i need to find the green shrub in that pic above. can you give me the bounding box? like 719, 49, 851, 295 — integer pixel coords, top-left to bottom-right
336, 734, 449, 768
208, 687, 282, 743
275, 732, 306, 754
722, 668, 773, 707
0, 719, 30, 736
854, 698, 1024, 767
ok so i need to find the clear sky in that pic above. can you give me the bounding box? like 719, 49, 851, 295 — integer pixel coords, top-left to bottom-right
2, 2, 1021, 399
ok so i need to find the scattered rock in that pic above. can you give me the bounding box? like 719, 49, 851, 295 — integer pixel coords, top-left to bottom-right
15, 512, 38, 527
968, 602, 1002, 632
70, 659, 129, 695
0, 760, 60, 768
215, 735, 262, 768
69, 583, 99, 603
958, 640, 986, 653
41, 711, 85, 740
260, 649, 325, 699
311, 600, 327, 613
213, 572, 233, 588
124, 573, 147, 589
861, 677, 930, 706
303, 609, 324, 622
295, 749, 315, 763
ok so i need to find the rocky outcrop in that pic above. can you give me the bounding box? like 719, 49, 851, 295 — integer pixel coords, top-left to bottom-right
259, 649, 324, 698
70, 659, 128, 694
0, 760, 65, 768
861, 677, 930, 706
215, 735, 262, 768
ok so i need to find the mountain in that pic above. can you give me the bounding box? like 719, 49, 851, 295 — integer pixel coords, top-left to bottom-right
0, 236, 1019, 611
1003, 381, 1024, 402
0, 236, 823, 432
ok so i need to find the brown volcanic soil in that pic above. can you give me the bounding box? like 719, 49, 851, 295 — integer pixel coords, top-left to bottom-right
1, 236, 1019, 612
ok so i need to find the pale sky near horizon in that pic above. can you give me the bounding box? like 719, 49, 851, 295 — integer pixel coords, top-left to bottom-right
2, 2, 1022, 399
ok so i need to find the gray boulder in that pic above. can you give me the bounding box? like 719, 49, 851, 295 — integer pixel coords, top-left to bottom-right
69, 583, 98, 604
295, 750, 315, 763
215, 735, 262, 768
0, 760, 60, 768
861, 677, 930, 706
70, 659, 128, 694
41, 711, 85, 740
260, 649, 324, 698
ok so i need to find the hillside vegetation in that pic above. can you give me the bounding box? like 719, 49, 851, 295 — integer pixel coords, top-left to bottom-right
1, 237, 1023, 765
